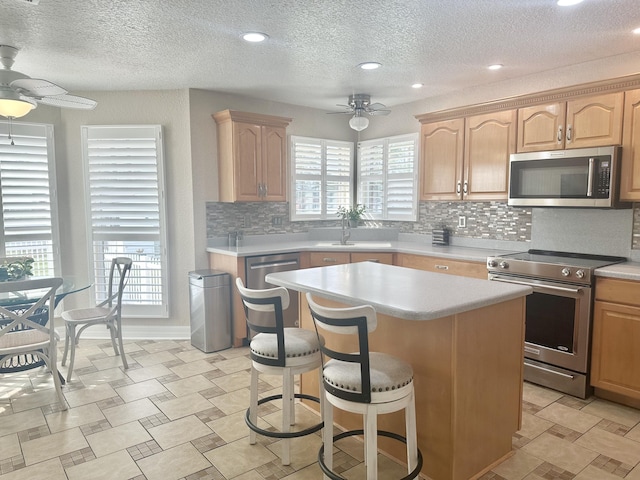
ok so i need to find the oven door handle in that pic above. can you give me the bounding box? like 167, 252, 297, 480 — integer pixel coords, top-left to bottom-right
490, 276, 584, 294
524, 361, 575, 379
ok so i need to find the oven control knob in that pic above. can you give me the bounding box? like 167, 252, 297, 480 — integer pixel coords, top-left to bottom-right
499, 261, 509, 269
487, 259, 498, 268
561, 268, 571, 277
575, 269, 585, 279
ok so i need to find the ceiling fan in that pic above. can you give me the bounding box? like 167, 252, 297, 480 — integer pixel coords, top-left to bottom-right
328, 94, 391, 131
0, 45, 97, 119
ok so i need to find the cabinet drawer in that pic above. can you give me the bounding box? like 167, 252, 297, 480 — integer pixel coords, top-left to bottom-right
396, 253, 487, 279
309, 252, 351, 267
350, 252, 394, 265
595, 277, 640, 306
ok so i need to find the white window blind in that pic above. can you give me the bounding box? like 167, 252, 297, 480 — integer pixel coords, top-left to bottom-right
357, 133, 418, 221
290, 136, 353, 220
0, 122, 59, 276
82, 125, 168, 318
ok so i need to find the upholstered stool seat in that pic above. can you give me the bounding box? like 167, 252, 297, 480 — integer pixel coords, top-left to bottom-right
236, 278, 324, 466
307, 293, 423, 480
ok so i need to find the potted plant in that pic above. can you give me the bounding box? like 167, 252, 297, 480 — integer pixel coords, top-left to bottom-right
337, 204, 366, 227
0, 257, 34, 280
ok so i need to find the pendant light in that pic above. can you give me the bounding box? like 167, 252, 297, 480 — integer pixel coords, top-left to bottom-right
349, 111, 369, 131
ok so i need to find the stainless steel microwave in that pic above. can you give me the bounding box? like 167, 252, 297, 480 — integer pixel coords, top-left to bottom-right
508, 146, 629, 208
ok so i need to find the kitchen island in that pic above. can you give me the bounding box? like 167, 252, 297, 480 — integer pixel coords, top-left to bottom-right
266, 262, 532, 480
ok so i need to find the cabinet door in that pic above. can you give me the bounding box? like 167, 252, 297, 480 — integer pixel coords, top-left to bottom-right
261, 126, 287, 201
517, 102, 566, 152
233, 122, 262, 201
591, 300, 640, 399
464, 110, 516, 201
308, 252, 350, 267
350, 252, 394, 265
420, 119, 464, 200
566, 92, 623, 149
396, 253, 487, 279
621, 89, 640, 201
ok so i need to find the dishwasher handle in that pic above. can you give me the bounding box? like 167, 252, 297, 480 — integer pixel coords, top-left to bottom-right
249, 260, 299, 270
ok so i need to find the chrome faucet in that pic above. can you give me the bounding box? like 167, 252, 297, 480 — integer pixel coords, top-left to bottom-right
340, 217, 351, 245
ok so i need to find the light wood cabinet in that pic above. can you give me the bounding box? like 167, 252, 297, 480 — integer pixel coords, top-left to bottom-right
517, 93, 624, 152
621, 89, 640, 201
591, 277, 640, 407
420, 110, 516, 201
213, 110, 291, 202
208, 252, 246, 347
395, 253, 487, 279
308, 251, 393, 268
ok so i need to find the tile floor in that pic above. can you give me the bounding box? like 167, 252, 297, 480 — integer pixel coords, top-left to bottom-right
1, 339, 640, 479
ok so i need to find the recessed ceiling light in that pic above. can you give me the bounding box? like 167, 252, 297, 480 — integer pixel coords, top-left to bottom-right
488, 64, 503, 70
557, 0, 584, 6
242, 32, 268, 43
411, 83, 424, 89
633, 27, 640, 35
358, 62, 382, 70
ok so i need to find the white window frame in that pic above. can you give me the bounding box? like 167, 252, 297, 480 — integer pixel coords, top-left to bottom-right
357, 133, 419, 222
82, 125, 169, 318
289, 136, 354, 221
0, 121, 61, 276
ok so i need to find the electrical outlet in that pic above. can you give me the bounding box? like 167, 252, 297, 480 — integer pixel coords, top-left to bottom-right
272, 216, 282, 226
458, 216, 466, 228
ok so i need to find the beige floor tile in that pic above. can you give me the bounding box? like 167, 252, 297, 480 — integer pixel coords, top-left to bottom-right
262, 404, 322, 433
575, 428, 640, 466
10, 387, 61, 413
0, 458, 67, 480
175, 349, 212, 364
521, 432, 598, 474
169, 359, 216, 379
86, 421, 152, 457
66, 449, 142, 480
134, 350, 178, 367
573, 465, 625, 480
78, 366, 128, 384
214, 355, 251, 374
212, 370, 252, 393
64, 383, 118, 408
137, 442, 211, 480
163, 374, 216, 397
268, 433, 324, 470
125, 363, 172, 383
115, 379, 167, 402
218, 346, 250, 359
522, 382, 564, 407
0, 434, 21, 461
140, 340, 182, 353
207, 410, 270, 443
46, 403, 106, 433
518, 412, 554, 440
0, 409, 46, 437
581, 398, 640, 427
281, 463, 324, 479
21, 426, 89, 466
101, 397, 161, 427
341, 452, 408, 479
535, 402, 601, 433
492, 450, 544, 480
627, 464, 640, 480
156, 391, 213, 420
205, 438, 278, 478
147, 414, 212, 450
232, 471, 266, 480
210, 388, 252, 415
90, 355, 127, 372
626, 422, 640, 442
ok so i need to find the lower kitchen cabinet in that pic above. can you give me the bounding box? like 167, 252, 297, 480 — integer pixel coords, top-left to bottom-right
308, 251, 394, 268
396, 253, 487, 279
591, 277, 640, 407
208, 253, 246, 347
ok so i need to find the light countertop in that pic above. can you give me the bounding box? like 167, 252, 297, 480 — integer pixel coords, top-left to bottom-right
266, 262, 532, 321
595, 261, 640, 281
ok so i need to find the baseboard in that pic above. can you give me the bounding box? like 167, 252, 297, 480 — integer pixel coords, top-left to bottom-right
55, 325, 191, 340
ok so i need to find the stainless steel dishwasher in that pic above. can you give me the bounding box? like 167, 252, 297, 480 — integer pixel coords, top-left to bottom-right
245, 253, 300, 333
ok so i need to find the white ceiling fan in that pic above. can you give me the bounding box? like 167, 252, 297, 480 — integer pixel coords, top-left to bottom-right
0, 45, 97, 119
328, 94, 391, 131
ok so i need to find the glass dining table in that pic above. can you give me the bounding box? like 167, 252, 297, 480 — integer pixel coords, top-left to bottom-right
0, 276, 91, 380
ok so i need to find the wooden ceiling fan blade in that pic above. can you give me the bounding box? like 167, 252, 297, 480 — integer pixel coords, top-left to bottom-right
367, 109, 391, 116
37, 94, 97, 110
11, 78, 68, 97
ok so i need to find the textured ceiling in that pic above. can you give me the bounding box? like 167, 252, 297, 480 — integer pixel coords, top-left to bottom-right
1, 0, 640, 111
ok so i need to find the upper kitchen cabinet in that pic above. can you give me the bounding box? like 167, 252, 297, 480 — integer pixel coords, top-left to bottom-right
420, 111, 515, 201
420, 118, 464, 200
621, 89, 640, 201
517, 93, 624, 152
463, 109, 516, 201
213, 110, 291, 202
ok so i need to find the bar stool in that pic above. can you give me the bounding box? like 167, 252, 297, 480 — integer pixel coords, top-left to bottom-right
306, 293, 423, 480
235, 278, 324, 465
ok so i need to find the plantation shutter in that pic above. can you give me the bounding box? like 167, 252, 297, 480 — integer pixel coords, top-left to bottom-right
0, 122, 59, 276
82, 125, 168, 317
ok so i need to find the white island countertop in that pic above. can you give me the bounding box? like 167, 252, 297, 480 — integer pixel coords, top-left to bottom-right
266, 261, 532, 321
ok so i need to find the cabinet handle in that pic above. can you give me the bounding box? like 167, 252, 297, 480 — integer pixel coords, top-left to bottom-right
435, 264, 449, 270
463, 181, 468, 194
566, 124, 572, 143
263, 183, 267, 197
258, 183, 265, 197
322, 257, 338, 263
456, 181, 461, 194
557, 125, 563, 143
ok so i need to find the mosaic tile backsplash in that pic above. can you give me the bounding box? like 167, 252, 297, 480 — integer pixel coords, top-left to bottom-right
206, 201, 533, 242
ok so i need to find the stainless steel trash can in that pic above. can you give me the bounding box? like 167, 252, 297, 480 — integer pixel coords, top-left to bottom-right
189, 269, 232, 353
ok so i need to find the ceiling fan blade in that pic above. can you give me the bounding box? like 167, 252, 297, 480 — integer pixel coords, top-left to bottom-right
326, 111, 353, 115
367, 109, 391, 116
36, 94, 97, 110
11, 78, 68, 97
367, 102, 387, 110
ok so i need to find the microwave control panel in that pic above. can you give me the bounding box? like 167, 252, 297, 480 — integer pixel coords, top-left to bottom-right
596, 159, 611, 197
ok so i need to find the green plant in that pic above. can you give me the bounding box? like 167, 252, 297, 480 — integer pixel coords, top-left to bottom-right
1, 257, 34, 280
336, 204, 366, 221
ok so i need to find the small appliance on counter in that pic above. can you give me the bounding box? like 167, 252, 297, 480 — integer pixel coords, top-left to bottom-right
432, 227, 449, 246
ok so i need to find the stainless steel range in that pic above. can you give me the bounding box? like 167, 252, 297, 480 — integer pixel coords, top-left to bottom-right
487, 250, 626, 398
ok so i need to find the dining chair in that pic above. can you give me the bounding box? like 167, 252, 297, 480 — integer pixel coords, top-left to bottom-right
0, 277, 67, 410
61, 257, 132, 382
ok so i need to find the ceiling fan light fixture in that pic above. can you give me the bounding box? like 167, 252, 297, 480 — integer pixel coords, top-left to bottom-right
488, 64, 503, 70
242, 32, 269, 43
0, 89, 35, 118
358, 62, 381, 70
349, 114, 369, 131
411, 83, 424, 89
